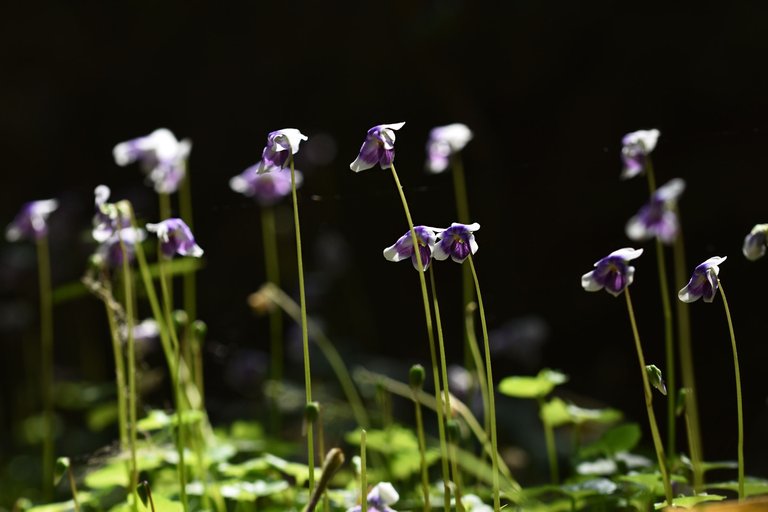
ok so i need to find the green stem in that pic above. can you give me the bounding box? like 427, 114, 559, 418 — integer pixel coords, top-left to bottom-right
67, 466, 81, 512
412, 388, 431, 512
289, 153, 314, 493
429, 266, 464, 511
467, 255, 501, 512
673, 221, 703, 491
538, 397, 559, 484
116, 230, 138, 512
645, 163, 677, 458
360, 429, 367, 509
464, 303, 490, 437
317, 409, 330, 512
624, 288, 673, 504
159, 258, 188, 512
389, 163, 451, 512
261, 205, 284, 434
36, 235, 54, 499
718, 281, 744, 500
179, 165, 197, 326
158, 193, 173, 311
104, 301, 128, 449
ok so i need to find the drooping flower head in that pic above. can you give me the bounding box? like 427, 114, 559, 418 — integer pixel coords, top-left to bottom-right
581, 248, 644, 297
346, 482, 399, 512
434, 222, 480, 264
742, 224, 768, 261
92, 185, 130, 243
113, 128, 192, 194
678, 256, 727, 303
146, 218, 203, 258
425, 123, 473, 174
349, 122, 406, 172
94, 227, 146, 268
5, 199, 59, 242
620, 129, 660, 180
229, 164, 303, 206
626, 178, 685, 244
255, 129, 308, 174
383, 226, 437, 271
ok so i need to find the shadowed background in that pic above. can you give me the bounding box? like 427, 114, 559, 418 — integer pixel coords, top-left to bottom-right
2, 0, 768, 497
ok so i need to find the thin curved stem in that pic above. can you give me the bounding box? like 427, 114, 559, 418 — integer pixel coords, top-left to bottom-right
412, 388, 431, 511
179, 164, 197, 326
538, 397, 559, 484
718, 281, 744, 500
624, 288, 673, 504
262, 205, 284, 433
289, 153, 314, 493
467, 255, 500, 512
465, 303, 490, 437
389, 163, 451, 512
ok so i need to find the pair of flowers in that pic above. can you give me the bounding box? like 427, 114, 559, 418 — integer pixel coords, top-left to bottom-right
383, 222, 479, 270
92, 185, 202, 266
582, 248, 726, 303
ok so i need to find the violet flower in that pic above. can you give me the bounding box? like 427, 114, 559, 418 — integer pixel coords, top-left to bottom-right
255, 129, 308, 174
621, 129, 660, 180
229, 164, 303, 206
146, 218, 203, 258
349, 122, 406, 172
581, 248, 644, 297
625, 178, 685, 244
346, 482, 399, 512
113, 128, 191, 194
678, 256, 727, 303
5, 199, 59, 242
425, 123, 473, 174
383, 226, 437, 271
742, 224, 768, 261
433, 222, 480, 264
92, 185, 130, 243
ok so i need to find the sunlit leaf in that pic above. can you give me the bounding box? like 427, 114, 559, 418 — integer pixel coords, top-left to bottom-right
579, 423, 641, 458
84, 461, 129, 489
219, 480, 290, 500
498, 369, 567, 399
708, 479, 768, 498
263, 454, 320, 486
87, 403, 118, 431
136, 409, 204, 432
217, 457, 270, 479
654, 494, 726, 509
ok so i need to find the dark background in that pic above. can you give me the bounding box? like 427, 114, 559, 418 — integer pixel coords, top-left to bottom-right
3, 0, 768, 494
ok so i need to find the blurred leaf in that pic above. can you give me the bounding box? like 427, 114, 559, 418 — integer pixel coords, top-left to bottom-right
264, 454, 319, 486
54, 457, 69, 485
541, 398, 571, 428
54, 381, 113, 410
708, 479, 768, 498
85, 461, 129, 489
579, 423, 641, 459
87, 402, 118, 431
27, 494, 93, 512
619, 473, 687, 496
137, 482, 149, 508
498, 369, 567, 399
654, 494, 726, 509
217, 457, 270, 479
109, 493, 182, 512
219, 480, 290, 500
136, 409, 204, 432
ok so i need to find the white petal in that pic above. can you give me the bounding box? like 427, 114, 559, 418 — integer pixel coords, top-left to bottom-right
625, 216, 650, 242
383, 243, 406, 262
95, 185, 111, 206
276, 129, 308, 154
702, 255, 727, 271
469, 235, 479, 255
433, 241, 450, 261
624, 129, 660, 152
380, 122, 405, 132
653, 178, 685, 202
431, 123, 473, 151
147, 128, 181, 161
349, 156, 375, 172
188, 244, 204, 258
678, 284, 699, 303
112, 141, 135, 166
32, 199, 59, 216
368, 482, 399, 506
229, 175, 250, 194
581, 270, 603, 292
5, 226, 21, 242
608, 247, 643, 261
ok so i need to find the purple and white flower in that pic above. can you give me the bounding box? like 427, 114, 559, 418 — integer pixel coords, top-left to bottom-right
113, 128, 191, 194
581, 248, 644, 297
434, 222, 480, 264
146, 218, 203, 258
742, 224, 768, 261
255, 129, 308, 174
346, 482, 399, 512
426, 123, 473, 174
229, 164, 302, 206
678, 256, 727, 303
383, 226, 437, 271
92, 185, 130, 243
626, 178, 685, 244
5, 199, 59, 242
349, 122, 406, 172
621, 129, 660, 180
95, 227, 146, 267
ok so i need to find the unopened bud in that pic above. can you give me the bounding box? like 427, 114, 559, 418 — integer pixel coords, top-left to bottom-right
409, 364, 425, 389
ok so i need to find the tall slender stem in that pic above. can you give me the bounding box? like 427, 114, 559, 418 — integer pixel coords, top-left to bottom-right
36, 235, 54, 499
624, 288, 673, 504
158, 193, 173, 312
67, 466, 81, 512
538, 397, 559, 484
289, 153, 314, 493
104, 301, 128, 449
673, 221, 703, 490
412, 387, 431, 511
389, 163, 451, 512
179, 165, 197, 326
467, 255, 500, 512
159, 258, 188, 512
116, 231, 138, 512
360, 429, 367, 509
261, 205, 284, 433
429, 266, 464, 511
464, 303, 490, 436
718, 281, 744, 500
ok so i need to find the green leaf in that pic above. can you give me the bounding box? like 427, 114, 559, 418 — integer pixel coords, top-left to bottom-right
579, 423, 641, 458
566, 403, 622, 425
219, 480, 290, 500
217, 457, 270, 479
263, 454, 320, 487
85, 461, 129, 489
136, 482, 150, 508
26, 495, 93, 512
136, 409, 204, 432
708, 479, 768, 498
87, 402, 118, 431
654, 494, 726, 509
541, 398, 572, 428
498, 369, 568, 399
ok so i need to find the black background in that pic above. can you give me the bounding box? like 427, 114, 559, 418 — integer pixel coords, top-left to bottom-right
3, 0, 768, 490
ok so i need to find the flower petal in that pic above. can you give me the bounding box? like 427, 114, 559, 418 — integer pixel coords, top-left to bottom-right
581, 270, 603, 292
